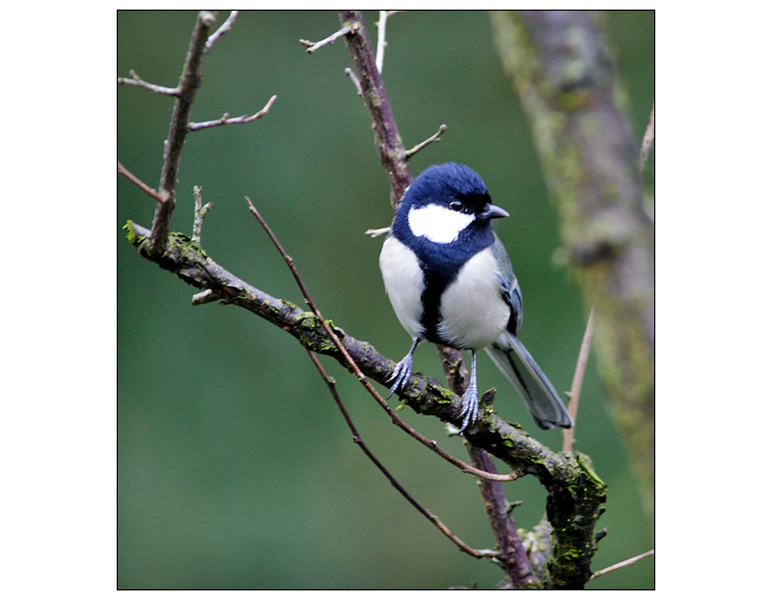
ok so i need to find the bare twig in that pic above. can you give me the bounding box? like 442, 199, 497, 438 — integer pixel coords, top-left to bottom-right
191, 289, 224, 306
205, 10, 239, 53
364, 226, 390, 238
245, 197, 517, 483
375, 10, 401, 73
192, 186, 204, 245
562, 307, 595, 453
589, 549, 653, 581
117, 70, 179, 96
117, 161, 168, 204
640, 101, 655, 172
404, 124, 448, 158
299, 23, 356, 54
191, 186, 213, 246
306, 350, 497, 561
188, 94, 278, 131
343, 67, 363, 97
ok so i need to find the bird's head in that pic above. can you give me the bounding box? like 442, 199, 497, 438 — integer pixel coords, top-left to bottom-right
395, 163, 509, 245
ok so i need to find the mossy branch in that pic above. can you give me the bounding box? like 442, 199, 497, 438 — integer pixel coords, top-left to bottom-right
491, 10, 654, 518
124, 217, 606, 588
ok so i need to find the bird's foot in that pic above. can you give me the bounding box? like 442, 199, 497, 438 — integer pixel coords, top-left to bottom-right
458, 382, 479, 432
387, 353, 414, 398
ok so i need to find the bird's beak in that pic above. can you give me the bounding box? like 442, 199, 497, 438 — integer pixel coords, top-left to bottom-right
483, 204, 509, 220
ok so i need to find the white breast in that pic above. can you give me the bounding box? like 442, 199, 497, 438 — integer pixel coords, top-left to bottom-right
436, 248, 509, 350
379, 236, 425, 339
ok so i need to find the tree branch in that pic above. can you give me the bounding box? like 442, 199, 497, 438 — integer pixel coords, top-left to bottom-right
375, 10, 402, 73
205, 10, 239, 53
491, 10, 653, 520
562, 307, 595, 453
125, 214, 605, 587
590, 549, 654, 581
336, 14, 530, 584
117, 69, 179, 96
118, 161, 168, 204
299, 24, 355, 53
148, 10, 217, 257
123, 221, 592, 475
466, 441, 536, 588
404, 124, 448, 158
187, 94, 278, 131
338, 10, 412, 207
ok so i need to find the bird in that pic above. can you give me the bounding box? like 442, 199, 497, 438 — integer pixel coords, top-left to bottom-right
378, 162, 573, 432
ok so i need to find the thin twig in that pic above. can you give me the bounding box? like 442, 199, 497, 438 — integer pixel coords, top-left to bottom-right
191, 289, 224, 306
562, 307, 595, 453
376, 9, 402, 73
192, 186, 213, 245
245, 197, 517, 482
306, 350, 496, 560
640, 101, 655, 172
343, 67, 363, 97
188, 94, 278, 131
299, 24, 356, 54
117, 70, 179, 96
404, 124, 448, 159
375, 10, 398, 73
117, 161, 168, 204
589, 549, 654, 581
205, 10, 238, 53
364, 226, 390, 238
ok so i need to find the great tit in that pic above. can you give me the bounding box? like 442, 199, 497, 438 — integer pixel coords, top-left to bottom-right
379, 162, 573, 432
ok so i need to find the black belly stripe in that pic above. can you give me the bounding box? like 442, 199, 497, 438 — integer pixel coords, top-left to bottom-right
392, 217, 497, 347
419, 268, 448, 345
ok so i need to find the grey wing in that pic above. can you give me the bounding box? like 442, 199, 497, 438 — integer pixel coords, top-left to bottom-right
491, 234, 522, 337
486, 235, 572, 429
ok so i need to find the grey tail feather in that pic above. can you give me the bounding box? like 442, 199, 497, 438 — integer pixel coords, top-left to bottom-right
484, 333, 573, 430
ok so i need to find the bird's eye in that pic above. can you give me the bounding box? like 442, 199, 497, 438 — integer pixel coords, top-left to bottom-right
449, 200, 463, 212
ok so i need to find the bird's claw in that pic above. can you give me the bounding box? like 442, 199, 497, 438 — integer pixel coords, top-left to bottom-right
387, 354, 414, 398
458, 382, 479, 433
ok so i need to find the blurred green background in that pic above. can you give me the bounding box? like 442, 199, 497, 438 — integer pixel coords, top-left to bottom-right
118, 10, 654, 590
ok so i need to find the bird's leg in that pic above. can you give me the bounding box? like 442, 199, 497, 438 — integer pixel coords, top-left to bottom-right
459, 350, 479, 432
387, 338, 421, 397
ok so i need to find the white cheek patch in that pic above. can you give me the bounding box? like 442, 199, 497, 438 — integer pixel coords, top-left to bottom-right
408, 204, 474, 244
